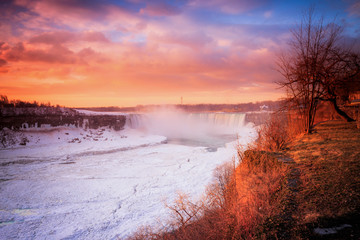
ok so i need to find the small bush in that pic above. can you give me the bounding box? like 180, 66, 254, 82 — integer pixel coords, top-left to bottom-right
0, 128, 19, 148
255, 111, 304, 151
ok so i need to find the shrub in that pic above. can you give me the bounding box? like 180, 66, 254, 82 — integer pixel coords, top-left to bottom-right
227, 150, 290, 239
255, 111, 304, 151
0, 128, 18, 148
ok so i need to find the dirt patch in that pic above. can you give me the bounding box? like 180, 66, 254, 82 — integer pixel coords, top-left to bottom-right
59, 161, 76, 165
0, 159, 41, 166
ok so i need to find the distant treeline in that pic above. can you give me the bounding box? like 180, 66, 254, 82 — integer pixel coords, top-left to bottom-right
1, 94, 284, 113
0, 95, 61, 108
176, 100, 284, 112
0, 95, 78, 117
78, 100, 284, 113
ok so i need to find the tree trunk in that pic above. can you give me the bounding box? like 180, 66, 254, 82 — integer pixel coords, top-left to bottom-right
329, 98, 355, 122
305, 109, 313, 134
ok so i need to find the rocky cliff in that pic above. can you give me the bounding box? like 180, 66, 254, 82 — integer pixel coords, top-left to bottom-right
0, 107, 271, 132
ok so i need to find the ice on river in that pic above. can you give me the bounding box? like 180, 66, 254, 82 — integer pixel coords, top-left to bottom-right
0, 125, 255, 239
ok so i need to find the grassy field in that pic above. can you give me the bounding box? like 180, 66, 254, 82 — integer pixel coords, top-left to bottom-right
287, 120, 360, 239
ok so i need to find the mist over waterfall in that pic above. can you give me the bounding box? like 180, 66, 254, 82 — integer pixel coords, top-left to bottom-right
125, 111, 249, 149
189, 113, 246, 129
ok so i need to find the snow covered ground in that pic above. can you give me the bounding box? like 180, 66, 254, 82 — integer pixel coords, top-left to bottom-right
0, 124, 256, 239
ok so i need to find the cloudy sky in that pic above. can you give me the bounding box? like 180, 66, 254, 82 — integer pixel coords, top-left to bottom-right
1, 0, 359, 107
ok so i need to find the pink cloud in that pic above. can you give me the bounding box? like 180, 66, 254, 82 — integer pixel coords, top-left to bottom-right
4, 42, 25, 61
81, 31, 109, 42
2, 41, 77, 64
15, 0, 108, 20
29, 31, 75, 45
77, 47, 96, 58
0, 58, 7, 67
140, 2, 181, 16
0, 42, 10, 52
29, 31, 109, 45
25, 44, 76, 64
188, 0, 267, 14
348, 2, 360, 16
12, 0, 138, 34
149, 31, 213, 49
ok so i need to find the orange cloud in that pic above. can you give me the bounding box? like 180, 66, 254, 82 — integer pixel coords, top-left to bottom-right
0, 0, 289, 107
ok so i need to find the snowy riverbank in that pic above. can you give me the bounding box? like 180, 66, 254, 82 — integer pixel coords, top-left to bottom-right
0, 125, 256, 239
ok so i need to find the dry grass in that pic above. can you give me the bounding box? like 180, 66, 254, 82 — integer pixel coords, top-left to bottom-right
288, 120, 360, 238
229, 150, 291, 239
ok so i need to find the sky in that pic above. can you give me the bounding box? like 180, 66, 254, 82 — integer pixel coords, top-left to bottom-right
0, 0, 359, 107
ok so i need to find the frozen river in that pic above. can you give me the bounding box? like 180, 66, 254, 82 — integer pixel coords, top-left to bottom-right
0, 112, 256, 239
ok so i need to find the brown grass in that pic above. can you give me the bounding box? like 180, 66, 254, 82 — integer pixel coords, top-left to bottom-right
229, 150, 291, 239
288, 120, 360, 238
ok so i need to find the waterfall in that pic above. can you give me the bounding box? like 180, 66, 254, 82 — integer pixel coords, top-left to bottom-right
189, 113, 246, 129
124, 112, 248, 148
125, 114, 147, 129
125, 112, 246, 132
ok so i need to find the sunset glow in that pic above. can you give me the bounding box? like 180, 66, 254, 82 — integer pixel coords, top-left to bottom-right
1, 0, 359, 107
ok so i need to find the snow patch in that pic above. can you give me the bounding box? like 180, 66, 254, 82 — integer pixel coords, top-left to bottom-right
314, 224, 352, 235
74, 109, 128, 116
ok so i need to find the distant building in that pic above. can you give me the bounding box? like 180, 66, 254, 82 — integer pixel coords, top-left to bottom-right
349, 91, 360, 129
349, 91, 360, 102
260, 105, 269, 111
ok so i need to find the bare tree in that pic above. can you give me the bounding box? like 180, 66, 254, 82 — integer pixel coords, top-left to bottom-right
0, 95, 9, 107
277, 8, 359, 133
318, 50, 360, 121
